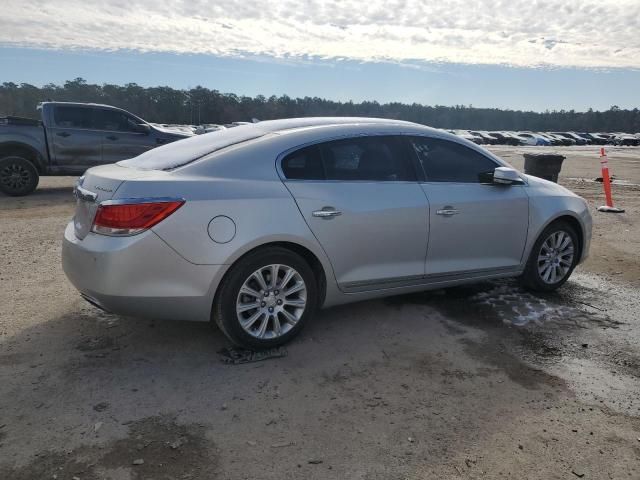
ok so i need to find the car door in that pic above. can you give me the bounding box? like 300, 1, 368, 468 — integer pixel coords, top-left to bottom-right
282, 135, 429, 292
95, 108, 158, 162
408, 136, 529, 277
48, 105, 104, 172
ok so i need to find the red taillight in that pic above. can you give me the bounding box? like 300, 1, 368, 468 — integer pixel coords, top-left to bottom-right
91, 200, 184, 236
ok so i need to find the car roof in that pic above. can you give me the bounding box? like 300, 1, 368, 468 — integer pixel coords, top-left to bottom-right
121, 117, 469, 171
40, 101, 125, 109
38, 101, 145, 121
240, 117, 419, 133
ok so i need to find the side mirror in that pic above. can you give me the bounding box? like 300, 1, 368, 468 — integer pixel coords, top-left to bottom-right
136, 123, 151, 135
493, 167, 523, 185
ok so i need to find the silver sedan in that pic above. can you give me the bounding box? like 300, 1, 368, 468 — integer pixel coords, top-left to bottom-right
62, 118, 592, 349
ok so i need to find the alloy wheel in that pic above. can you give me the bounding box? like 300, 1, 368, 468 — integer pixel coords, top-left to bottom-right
236, 264, 307, 339
537, 230, 574, 284
0, 162, 31, 191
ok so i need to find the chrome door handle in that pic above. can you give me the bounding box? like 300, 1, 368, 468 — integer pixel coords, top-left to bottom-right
312, 208, 342, 219
436, 207, 459, 216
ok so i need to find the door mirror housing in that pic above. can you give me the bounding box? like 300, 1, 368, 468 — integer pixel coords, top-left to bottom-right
136, 123, 151, 135
493, 167, 523, 185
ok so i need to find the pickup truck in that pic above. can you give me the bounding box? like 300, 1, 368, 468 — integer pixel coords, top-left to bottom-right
0, 102, 193, 196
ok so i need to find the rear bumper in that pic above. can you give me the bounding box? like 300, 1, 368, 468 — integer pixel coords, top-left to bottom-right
62, 222, 226, 322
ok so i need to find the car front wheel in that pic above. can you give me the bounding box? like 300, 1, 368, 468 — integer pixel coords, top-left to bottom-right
521, 221, 579, 292
213, 247, 318, 349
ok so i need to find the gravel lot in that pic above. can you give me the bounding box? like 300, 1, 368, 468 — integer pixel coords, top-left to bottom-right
1, 146, 639, 479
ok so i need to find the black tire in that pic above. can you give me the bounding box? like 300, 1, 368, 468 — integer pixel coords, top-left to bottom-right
0, 156, 39, 196
521, 221, 579, 292
213, 247, 318, 349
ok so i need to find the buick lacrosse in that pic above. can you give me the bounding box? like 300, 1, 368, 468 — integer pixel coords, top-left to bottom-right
62, 118, 592, 349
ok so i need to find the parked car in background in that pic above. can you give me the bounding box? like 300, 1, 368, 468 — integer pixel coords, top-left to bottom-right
611, 133, 640, 146
448, 130, 484, 144
551, 132, 589, 145
62, 117, 592, 349
488, 131, 526, 145
0, 102, 193, 196
194, 124, 227, 135
576, 132, 607, 145
518, 132, 551, 146
469, 131, 499, 144
536, 133, 563, 146
545, 133, 576, 146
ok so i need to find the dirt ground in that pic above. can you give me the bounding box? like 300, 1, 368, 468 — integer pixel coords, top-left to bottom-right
1, 146, 639, 479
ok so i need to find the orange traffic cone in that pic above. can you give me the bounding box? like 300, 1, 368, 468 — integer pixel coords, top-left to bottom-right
597, 147, 624, 213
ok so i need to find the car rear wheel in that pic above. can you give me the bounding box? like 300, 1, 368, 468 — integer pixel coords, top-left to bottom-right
213, 247, 318, 349
521, 221, 579, 292
0, 156, 39, 196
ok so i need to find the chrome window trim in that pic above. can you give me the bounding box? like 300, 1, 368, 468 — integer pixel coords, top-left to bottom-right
419, 180, 527, 187
282, 179, 421, 184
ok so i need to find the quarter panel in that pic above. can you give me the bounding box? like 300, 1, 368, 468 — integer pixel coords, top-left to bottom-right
0, 131, 48, 169
522, 174, 592, 264
525, 196, 592, 264
146, 177, 334, 267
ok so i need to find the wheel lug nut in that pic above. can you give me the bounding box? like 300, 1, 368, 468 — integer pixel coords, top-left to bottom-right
268, 307, 274, 313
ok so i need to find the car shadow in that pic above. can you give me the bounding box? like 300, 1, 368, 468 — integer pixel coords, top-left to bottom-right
1, 283, 611, 478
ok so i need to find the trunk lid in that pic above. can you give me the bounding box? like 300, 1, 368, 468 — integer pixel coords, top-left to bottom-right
72, 164, 161, 239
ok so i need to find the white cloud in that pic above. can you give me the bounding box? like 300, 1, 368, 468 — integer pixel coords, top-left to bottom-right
1, 0, 639, 68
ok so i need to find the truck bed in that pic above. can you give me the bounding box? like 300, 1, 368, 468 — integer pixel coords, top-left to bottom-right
0, 116, 42, 127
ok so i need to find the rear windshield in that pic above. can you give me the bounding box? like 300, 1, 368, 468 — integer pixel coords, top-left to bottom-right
118, 126, 264, 171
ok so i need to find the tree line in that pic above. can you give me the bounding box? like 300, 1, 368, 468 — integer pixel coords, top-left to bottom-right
1, 78, 638, 133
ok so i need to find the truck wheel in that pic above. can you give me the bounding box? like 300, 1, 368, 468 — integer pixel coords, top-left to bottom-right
0, 156, 39, 196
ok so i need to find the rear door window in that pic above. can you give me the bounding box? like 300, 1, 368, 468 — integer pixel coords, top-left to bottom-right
410, 137, 498, 183
281, 136, 415, 182
53, 106, 94, 129
321, 137, 415, 181
94, 109, 142, 132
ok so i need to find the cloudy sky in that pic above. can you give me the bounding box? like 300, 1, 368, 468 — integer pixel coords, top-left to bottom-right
1, 0, 639, 110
